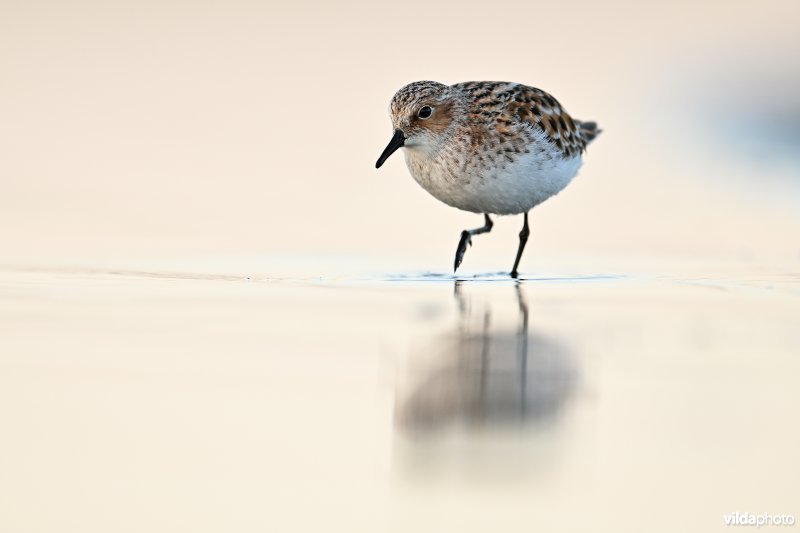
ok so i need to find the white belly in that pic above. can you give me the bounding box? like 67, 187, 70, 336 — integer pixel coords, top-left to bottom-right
404, 146, 583, 215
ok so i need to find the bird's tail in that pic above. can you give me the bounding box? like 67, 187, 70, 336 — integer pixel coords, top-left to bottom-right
576, 120, 602, 144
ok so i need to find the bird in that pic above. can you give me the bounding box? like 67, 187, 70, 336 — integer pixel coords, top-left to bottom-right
375, 81, 600, 278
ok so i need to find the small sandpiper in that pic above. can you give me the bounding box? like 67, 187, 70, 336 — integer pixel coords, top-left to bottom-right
375, 81, 600, 278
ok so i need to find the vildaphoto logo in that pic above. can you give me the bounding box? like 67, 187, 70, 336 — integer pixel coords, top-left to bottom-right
724, 512, 796, 527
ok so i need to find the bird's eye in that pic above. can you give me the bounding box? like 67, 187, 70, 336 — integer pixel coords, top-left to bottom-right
417, 106, 432, 119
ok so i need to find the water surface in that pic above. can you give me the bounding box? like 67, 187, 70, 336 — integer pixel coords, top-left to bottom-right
1, 262, 798, 532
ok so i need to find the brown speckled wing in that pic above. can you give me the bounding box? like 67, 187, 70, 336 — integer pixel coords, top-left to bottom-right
452, 81, 592, 159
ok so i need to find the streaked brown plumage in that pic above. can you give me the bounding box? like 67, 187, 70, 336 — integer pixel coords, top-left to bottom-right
376, 80, 600, 277
453, 81, 599, 159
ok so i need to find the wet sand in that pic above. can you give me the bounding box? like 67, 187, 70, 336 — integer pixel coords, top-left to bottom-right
1, 260, 798, 532
2, 0, 799, 530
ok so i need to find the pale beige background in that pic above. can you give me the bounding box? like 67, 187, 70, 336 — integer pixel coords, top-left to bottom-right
1, 0, 798, 268
1, 1, 799, 533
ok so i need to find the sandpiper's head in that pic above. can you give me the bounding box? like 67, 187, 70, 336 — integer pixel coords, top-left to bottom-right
376, 81, 461, 168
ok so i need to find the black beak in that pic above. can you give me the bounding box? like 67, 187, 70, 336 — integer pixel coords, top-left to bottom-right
375, 129, 405, 168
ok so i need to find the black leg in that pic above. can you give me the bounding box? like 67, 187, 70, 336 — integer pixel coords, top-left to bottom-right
454, 214, 493, 272
510, 212, 530, 278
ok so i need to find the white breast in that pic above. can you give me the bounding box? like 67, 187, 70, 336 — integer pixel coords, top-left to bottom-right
404, 130, 583, 215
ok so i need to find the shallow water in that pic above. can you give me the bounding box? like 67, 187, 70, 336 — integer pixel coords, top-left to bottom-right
1, 261, 798, 532
2, 0, 800, 530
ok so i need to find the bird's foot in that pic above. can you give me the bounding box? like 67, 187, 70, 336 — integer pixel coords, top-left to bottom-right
454, 230, 472, 272
510, 269, 519, 279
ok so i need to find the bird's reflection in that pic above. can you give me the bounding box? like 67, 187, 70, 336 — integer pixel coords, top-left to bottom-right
394, 281, 577, 432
